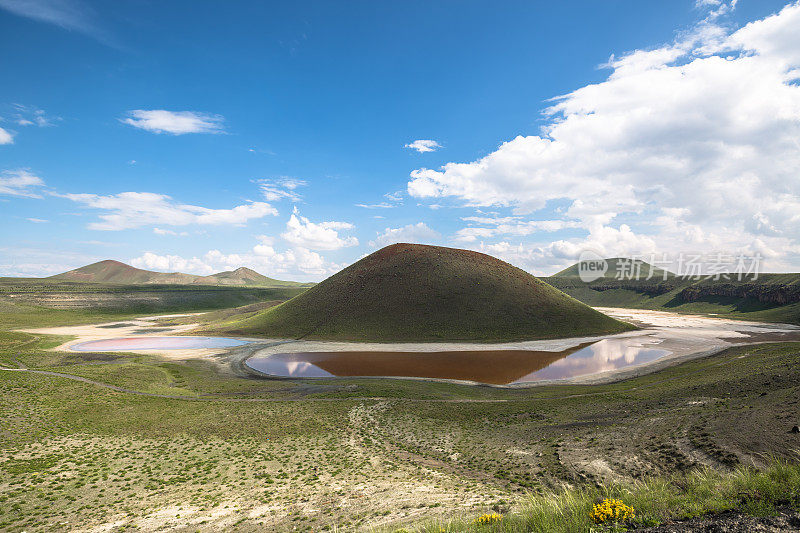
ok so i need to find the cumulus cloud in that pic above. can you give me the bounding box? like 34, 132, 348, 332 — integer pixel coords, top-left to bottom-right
281, 210, 358, 250
0, 126, 14, 144
131, 252, 214, 275
408, 2, 800, 270
249, 243, 337, 276
455, 216, 582, 243
464, 224, 659, 277
369, 222, 441, 248
61, 191, 277, 230
405, 139, 441, 153
0, 169, 46, 197
130, 238, 345, 281
121, 110, 225, 135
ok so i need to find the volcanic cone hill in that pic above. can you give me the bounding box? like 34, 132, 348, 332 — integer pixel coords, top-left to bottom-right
209, 243, 635, 341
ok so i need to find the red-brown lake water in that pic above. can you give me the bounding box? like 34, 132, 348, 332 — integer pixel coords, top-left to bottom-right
245, 338, 669, 385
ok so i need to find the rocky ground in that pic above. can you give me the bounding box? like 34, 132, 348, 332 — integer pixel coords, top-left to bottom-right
634, 507, 800, 532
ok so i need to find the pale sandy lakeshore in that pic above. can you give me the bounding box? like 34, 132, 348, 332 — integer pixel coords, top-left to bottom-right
18, 314, 262, 361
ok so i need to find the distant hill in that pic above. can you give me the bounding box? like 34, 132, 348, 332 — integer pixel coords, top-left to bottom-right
208, 267, 291, 286
545, 271, 800, 325
552, 257, 674, 280
206, 243, 635, 341
48, 260, 311, 288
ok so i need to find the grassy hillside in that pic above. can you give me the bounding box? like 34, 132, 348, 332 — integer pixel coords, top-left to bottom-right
390, 462, 800, 532
552, 257, 674, 280
207, 243, 634, 341
47, 259, 311, 288
545, 272, 800, 325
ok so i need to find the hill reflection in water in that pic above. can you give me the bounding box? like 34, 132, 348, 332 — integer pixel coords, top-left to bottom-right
246, 338, 669, 385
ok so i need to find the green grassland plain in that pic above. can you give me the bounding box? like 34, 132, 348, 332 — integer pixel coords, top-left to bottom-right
0, 278, 306, 329
1, 274, 799, 531
1, 310, 799, 531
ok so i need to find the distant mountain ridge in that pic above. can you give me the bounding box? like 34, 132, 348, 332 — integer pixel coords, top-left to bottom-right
49, 260, 312, 288
552, 257, 675, 280
545, 260, 800, 325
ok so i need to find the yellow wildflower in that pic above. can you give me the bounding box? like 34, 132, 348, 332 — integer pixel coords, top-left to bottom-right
472, 512, 503, 526
589, 498, 635, 525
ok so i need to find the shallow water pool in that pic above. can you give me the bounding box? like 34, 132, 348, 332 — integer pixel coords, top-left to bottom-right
245, 337, 669, 385
71, 336, 249, 351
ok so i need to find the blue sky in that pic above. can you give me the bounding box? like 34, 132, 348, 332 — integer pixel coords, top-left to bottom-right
1, 0, 799, 280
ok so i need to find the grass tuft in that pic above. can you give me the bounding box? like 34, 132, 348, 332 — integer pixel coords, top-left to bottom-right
385, 461, 800, 532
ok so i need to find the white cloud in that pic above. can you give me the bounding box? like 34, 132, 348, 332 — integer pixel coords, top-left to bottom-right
0, 0, 107, 41
0, 126, 14, 144
405, 139, 442, 153
0, 246, 99, 277
281, 211, 358, 250
455, 216, 581, 243
369, 222, 440, 248
12, 104, 59, 127
26, 217, 48, 223
408, 3, 800, 270
257, 177, 307, 202
278, 178, 306, 190
62, 191, 277, 230
130, 239, 344, 281
249, 244, 337, 276
131, 252, 214, 275
356, 190, 404, 209
545, 224, 658, 262
0, 169, 45, 197
695, 0, 737, 19
121, 110, 225, 135
384, 191, 403, 202
355, 202, 394, 209
153, 227, 188, 236
463, 223, 659, 277
0, 106, 59, 145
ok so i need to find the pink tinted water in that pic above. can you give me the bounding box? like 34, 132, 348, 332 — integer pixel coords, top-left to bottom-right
71, 336, 249, 351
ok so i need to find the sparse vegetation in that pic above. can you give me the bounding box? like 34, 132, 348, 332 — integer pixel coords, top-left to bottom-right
386, 461, 800, 532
